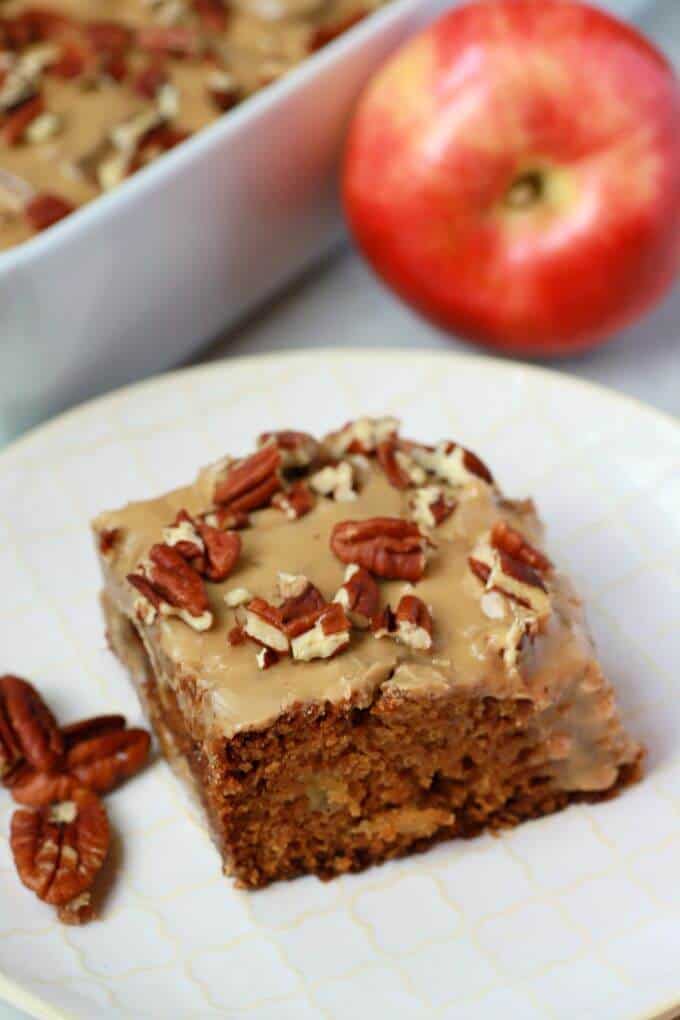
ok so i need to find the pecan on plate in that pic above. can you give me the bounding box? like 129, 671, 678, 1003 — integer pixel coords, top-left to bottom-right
213, 442, 282, 513
409, 486, 456, 530
127, 543, 212, 630
376, 439, 426, 490
272, 481, 315, 520
289, 603, 351, 662
10, 715, 150, 807
258, 430, 320, 471
333, 564, 379, 628
11, 788, 109, 912
0, 675, 63, 780
331, 517, 430, 581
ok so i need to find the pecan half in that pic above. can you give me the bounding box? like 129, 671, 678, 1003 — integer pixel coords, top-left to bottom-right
333, 564, 380, 628
394, 594, 433, 651
214, 442, 281, 513
241, 598, 289, 653
290, 603, 350, 661
258, 430, 319, 471
376, 440, 426, 490
408, 486, 456, 530
491, 521, 552, 574
410, 441, 493, 487
324, 417, 398, 458
331, 518, 429, 581
272, 481, 314, 520
11, 788, 109, 908
9, 717, 150, 807
0, 675, 63, 780
309, 461, 356, 502
127, 543, 212, 630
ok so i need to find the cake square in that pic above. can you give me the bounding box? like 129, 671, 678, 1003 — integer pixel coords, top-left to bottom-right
93, 419, 643, 888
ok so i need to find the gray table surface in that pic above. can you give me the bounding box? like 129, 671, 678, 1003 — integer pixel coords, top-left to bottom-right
1, 0, 677, 1018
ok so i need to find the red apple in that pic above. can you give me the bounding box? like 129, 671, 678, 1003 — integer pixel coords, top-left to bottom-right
343, 0, 680, 355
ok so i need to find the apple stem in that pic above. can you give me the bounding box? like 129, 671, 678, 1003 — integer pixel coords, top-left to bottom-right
505, 170, 543, 210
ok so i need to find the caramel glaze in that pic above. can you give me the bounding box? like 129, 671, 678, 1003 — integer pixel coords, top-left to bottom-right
93, 436, 642, 795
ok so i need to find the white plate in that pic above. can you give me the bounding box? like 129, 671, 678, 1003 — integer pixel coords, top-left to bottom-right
0, 350, 678, 1020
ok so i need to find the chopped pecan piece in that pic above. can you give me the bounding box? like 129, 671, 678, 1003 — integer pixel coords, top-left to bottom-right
371, 604, 396, 638
333, 564, 380, 628
224, 587, 253, 608
409, 486, 456, 529
290, 603, 351, 661
331, 517, 430, 581
376, 439, 426, 489
228, 624, 247, 646
469, 532, 550, 619
258, 429, 320, 470
214, 442, 282, 513
241, 598, 289, 653
133, 64, 168, 99
309, 461, 356, 502
127, 543, 212, 630
394, 595, 433, 651
272, 481, 314, 520
207, 70, 240, 112
204, 507, 250, 531
256, 647, 279, 671
136, 24, 202, 57
3, 93, 45, 145
166, 510, 241, 582
491, 521, 552, 574
0, 675, 63, 780
278, 576, 327, 638
324, 416, 398, 458
410, 441, 493, 487
11, 788, 109, 911
24, 192, 74, 231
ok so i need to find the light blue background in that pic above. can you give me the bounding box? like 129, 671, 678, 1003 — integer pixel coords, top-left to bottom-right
0, 0, 676, 1016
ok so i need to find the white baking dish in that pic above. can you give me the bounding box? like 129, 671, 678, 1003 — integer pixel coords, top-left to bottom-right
0, 0, 447, 438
